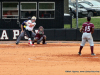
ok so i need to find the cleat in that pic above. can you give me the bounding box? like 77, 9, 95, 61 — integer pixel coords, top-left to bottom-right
37, 40, 40, 44
43, 42, 47, 44
37, 42, 40, 44
91, 53, 96, 56
32, 42, 34, 44
16, 42, 18, 45
31, 44, 35, 46
78, 52, 81, 56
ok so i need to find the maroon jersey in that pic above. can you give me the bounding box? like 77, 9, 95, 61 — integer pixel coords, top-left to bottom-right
35, 30, 44, 39
82, 22, 94, 33
35, 34, 41, 39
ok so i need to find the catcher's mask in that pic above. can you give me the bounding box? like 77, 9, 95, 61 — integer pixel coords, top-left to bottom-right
39, 26, 44, 32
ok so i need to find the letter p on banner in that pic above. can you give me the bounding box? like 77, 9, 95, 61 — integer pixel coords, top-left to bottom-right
13, 30, 19, 39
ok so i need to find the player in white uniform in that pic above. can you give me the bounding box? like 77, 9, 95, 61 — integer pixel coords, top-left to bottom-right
78, 17, 96, 56
25, 16, 36, 46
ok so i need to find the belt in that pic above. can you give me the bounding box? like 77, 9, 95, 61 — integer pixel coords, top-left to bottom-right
83, 32, 91, 33
25, 28, 32, 31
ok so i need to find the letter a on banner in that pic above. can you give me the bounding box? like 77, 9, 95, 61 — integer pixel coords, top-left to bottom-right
1, 30, 9, 40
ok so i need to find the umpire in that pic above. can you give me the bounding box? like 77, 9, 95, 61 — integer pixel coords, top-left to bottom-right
16, 17, 36, 44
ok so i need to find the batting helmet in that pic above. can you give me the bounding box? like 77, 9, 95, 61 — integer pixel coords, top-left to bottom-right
31, 16, 36, 20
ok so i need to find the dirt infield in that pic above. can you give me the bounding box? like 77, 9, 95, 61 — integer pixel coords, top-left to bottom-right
0, 41, 100, 75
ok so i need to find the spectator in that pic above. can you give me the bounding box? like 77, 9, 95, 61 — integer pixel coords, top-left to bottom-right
44, 11, 50, 18
4, 11, 12, 18
25, 11, 33, 18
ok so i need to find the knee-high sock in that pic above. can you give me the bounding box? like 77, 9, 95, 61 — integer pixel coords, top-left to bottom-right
28, 38, 32, 44
91, 46, 94, 54
79, 46, 83, 53
43, 39, 45, 44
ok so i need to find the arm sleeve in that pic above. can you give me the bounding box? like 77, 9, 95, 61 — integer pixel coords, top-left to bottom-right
22, 22, 25, 26
92, 24, 94, 28
22, 20, 27, 26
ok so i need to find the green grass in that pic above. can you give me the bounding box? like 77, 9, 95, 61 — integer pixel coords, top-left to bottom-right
64, 17, 100, 29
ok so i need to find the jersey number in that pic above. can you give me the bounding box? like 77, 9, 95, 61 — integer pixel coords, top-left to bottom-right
85, 26, 90, 32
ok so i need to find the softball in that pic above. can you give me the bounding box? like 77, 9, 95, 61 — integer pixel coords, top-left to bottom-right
24, 26, 26, 28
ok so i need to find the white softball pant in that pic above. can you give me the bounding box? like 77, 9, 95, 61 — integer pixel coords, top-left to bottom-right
81, 33, 94, 46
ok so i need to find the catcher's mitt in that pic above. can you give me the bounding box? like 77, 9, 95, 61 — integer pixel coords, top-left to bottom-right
39, 31, 44, 37
39, 31, 43, 35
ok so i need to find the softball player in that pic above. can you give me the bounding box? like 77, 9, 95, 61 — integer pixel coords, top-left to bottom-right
16, 17, 36, 45
33, 26, 46, 44
78, 17, 96, 56
25, 16, 36, 46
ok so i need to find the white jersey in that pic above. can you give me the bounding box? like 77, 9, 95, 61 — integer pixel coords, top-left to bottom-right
25, 20, 36, 31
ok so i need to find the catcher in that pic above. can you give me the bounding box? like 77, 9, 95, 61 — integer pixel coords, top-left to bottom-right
32, 26, 46, 44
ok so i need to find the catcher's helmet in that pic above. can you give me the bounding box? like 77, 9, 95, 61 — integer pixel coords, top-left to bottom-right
39, 26, 44, 31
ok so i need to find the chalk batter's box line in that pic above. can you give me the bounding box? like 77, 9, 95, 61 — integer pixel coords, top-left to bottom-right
28, 56, 99, 62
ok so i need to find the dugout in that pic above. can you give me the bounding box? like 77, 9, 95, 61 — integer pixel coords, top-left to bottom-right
0, 0, 64, 29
